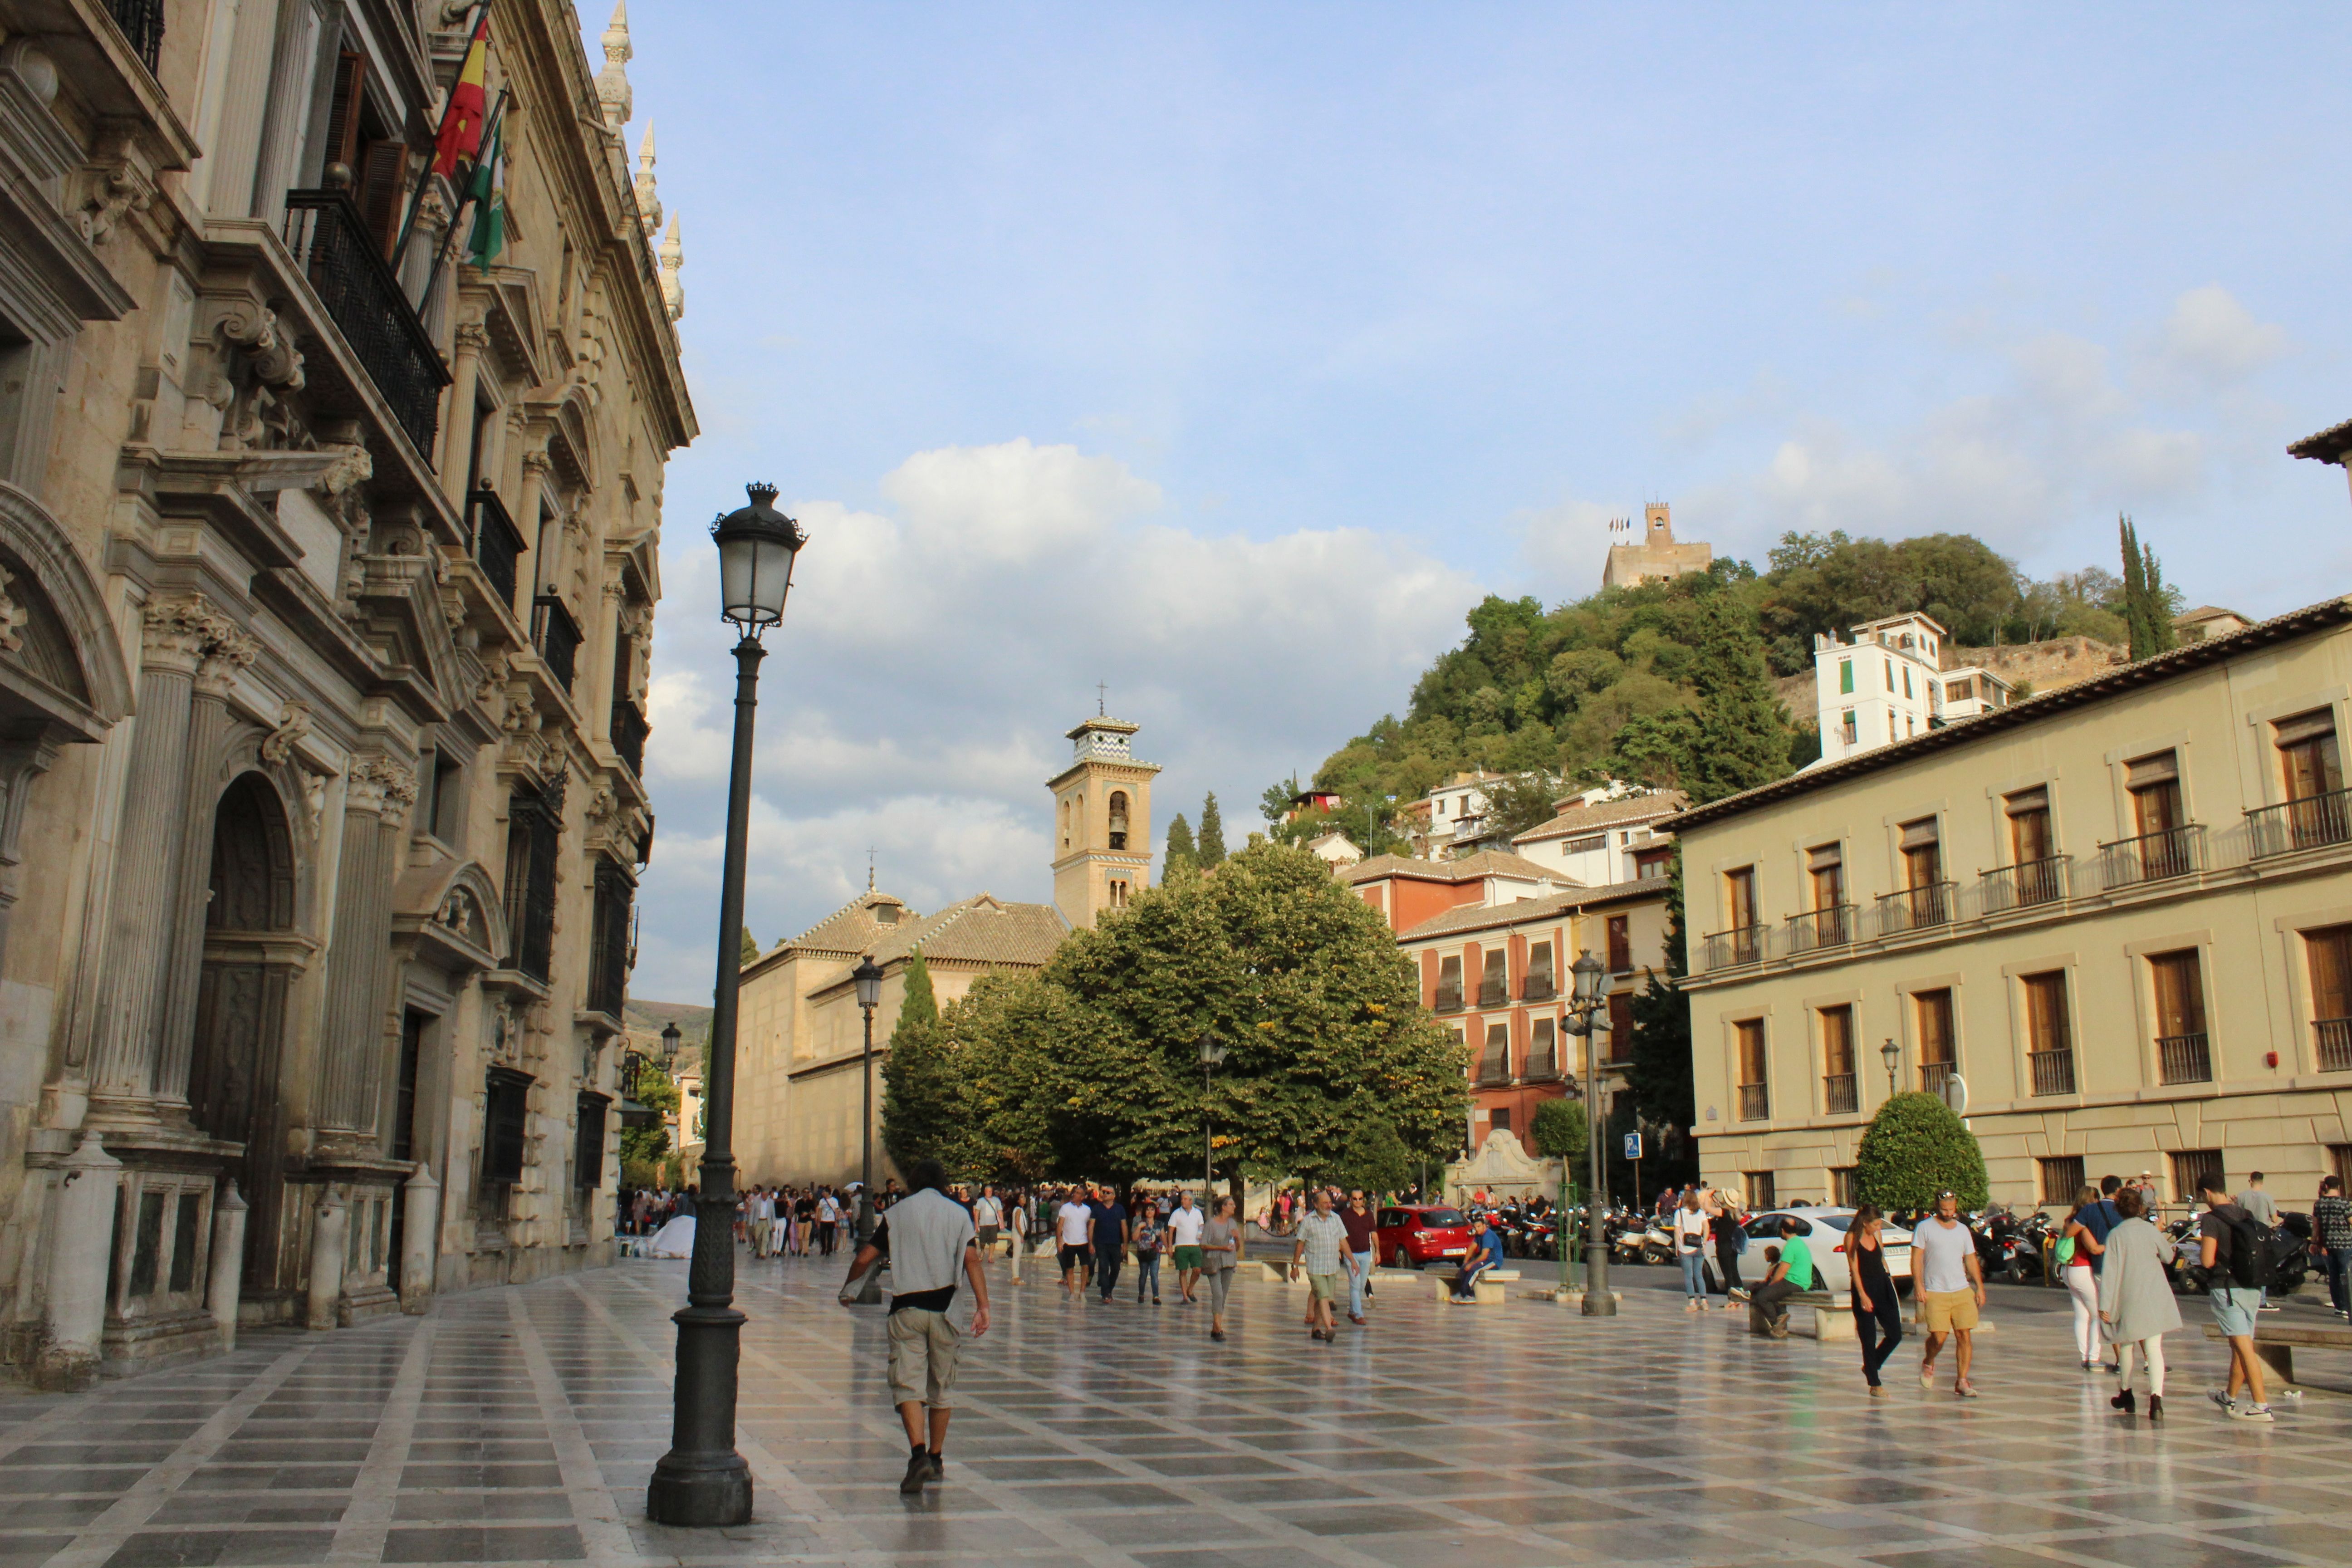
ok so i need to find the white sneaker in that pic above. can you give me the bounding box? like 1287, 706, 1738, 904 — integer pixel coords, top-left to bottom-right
2207, 1390, 2234, 1413
2231, 1403, 2276, 1422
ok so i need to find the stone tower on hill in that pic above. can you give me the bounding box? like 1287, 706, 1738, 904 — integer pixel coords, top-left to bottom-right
1049, 713, 1160, 930
1602, 503, 1713, 591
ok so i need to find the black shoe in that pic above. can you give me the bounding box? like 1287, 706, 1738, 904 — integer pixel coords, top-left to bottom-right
2147, 1395, 2164, 1422
927, 1452, 945, 1480
1210, 1328, 1225, 1341
900, 1452, 931, 1494
2111, 1388, 2135, 1414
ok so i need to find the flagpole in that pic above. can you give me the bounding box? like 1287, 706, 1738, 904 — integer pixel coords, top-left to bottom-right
395, 0, 493, 279
421, 90, 508, 315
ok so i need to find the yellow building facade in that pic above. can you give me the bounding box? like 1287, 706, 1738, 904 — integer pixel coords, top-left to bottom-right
1049, 714, 1157, 930
1675, 600, 2352, 1213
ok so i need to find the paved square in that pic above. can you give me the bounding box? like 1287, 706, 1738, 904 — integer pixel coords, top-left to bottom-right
3, 1253, 2347, 1567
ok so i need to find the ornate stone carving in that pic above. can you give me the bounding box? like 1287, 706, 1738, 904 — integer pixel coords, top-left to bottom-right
259, 701, 311, 765
521, 450, 553, 478
346, 755, 419, 823
0, 565, 27, 655
141, 593, 251, 678
453, 321, 491, 355
77, 155, 155, 245
214, 300, 304, 392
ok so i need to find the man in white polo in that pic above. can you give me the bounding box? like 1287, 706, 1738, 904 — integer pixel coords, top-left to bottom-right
839, 1159, 992, 1493
1911, 1189, 1987, 1398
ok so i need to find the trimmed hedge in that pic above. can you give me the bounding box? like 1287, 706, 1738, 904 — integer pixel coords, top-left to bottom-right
1853, 1091, 1988, 1211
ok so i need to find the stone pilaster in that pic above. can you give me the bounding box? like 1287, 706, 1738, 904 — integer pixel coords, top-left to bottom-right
315, 755, 415, 1135
517, 450, 551, 603
154, 638, 260, 1109
439, 323, 489, 508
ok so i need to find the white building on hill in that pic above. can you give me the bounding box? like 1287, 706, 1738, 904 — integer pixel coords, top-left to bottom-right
1814, 613, 2013, 764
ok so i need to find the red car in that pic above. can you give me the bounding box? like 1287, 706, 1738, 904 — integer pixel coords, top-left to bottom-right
1373, 1204, 1474, 1269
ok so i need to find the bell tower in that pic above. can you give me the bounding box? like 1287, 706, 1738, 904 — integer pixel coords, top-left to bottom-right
1048, 712, 1159, 931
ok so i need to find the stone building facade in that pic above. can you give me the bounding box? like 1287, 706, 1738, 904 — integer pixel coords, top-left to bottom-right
1601, 503, 1710, 591
0, 0, 691, 1384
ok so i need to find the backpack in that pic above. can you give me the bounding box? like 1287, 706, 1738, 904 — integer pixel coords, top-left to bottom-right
2221, 1210, 2267, 1289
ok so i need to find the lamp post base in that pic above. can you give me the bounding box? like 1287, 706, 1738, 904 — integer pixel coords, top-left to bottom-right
1580, 1244, 1617, 1317
647, 1299, 753, 1526
646, 1451, 753, 1527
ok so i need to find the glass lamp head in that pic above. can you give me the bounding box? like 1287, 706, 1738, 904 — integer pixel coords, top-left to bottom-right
660, 1021, 681, 1066
1196, 1032, 1228, 1068
1571, 949, 1605, 1004
710, 482, 806, 630
852, 956, 884, 1010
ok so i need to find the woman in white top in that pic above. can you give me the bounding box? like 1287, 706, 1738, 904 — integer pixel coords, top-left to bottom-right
1674, 1190, 1710, 1310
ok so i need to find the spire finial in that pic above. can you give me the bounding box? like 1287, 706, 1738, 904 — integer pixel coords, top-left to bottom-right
595, 0, 633, 131
633, 122, 661, 236
867, 847, 877, 893
658, 214, 684, 321
1097, 680, 1107, 716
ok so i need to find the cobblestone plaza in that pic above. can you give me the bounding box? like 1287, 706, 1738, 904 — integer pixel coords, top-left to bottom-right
2, 1255, 2346, 1568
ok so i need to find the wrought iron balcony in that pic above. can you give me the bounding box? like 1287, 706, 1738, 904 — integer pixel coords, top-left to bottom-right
1476, 1050, 1512, 1088
1876, 882, 1954, 936
464, 485, 526, 614
1433, 984, 1463, 1013
282, 191, 450, 458
1919, 1059, 1955, 1097
108, 0, 164, 72
2098, 824, 2204, 890
1523, 1045, 1560, 1082
1785, 903, 1856, 955
2248, 788, 2352, 859
1736, 1083, 1770, 1122
1477, 977, 1508, 1008
2029, 1049, 2078, 1097
611, 698, 649, 779
1702, 925, 1765, 970
1981, 854, 2070, 914
531, 593, 583, 695
2157, 1031, 2212, 1085
1521, 975, 1555, 1002
1822, 1073, 1857, 1115
2316, 1018, 2352, 1073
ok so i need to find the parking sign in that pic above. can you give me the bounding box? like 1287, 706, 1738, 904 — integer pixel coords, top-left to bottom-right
1623, 1132, 1642, 1161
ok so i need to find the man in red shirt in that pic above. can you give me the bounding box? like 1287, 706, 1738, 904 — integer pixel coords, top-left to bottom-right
1342, 1191, 1379, 1325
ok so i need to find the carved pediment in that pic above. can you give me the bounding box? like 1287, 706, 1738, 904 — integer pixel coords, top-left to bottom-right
392, 855, 508, 976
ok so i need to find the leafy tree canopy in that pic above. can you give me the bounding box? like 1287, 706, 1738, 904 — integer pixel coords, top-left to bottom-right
1853, 1091, 1989, 1211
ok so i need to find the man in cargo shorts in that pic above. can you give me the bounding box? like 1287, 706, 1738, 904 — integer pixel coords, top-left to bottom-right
1911, 1190, 1987, 1398
840, 1159, 993, 1494
1289, 1188, 1358, 1342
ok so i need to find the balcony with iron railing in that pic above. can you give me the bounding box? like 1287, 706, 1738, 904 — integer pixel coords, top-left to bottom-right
1523, 1044, 1560, 1082
1737, 1082, 1770, 1122
1785, 904, 1856, 955
2098, 824, 2204, 890
1703, 925, 1766, 970
464, 485, 527, 616
1981, 854, 2070, 915
2248, 788, 2352, 859
1477, 975, 1508, 1009
1433, 984, 1463, 1013
1875, 882, 1954, 937
108, 0, 165, 72
1522, 973, 1555, 1002
2157, 1031, 2212, 1085
281, 190, 449, 458
1476, 1048, 1512, 1088
531, 593, 583, 695
1822, 1073, 1857, 1115
2317, 1018, 2352, 1073
611, 698, 649, 779
2029, 1049, 2078, 1097
1919, 1059, 1955, 1097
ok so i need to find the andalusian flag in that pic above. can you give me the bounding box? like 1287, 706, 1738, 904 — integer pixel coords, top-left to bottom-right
465, 123, 505, 269
432, 11, 491, 177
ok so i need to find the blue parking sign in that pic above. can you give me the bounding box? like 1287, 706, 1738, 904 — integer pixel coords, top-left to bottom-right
1622, 1132, 1642, 1161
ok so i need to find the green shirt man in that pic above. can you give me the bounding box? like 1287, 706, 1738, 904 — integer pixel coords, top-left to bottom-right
1780, 1233, 1815, 1291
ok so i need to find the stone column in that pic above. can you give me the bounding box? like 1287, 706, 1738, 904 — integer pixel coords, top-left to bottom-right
248, 0, 323, 225
154, 643, 259, 1110
203, 0, 288, 220
315, 757, 413, 1135
439, 323, 488, 508
207, 1179, 248, 1349
306, 1189, 345, 1329
39, 1134, 122, 1388
590, 581, 623, 740
516, 450, 550, 608
89, 597, 250, 1115
400, 1164, 439, 1312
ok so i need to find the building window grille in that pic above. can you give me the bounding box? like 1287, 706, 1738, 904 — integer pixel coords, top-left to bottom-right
1607, 915, 1632, 974
575, 1093, 610, 1191
483, 1068, 534, 1186
1743, 1171, 1776, 1210
2168, 1149, 2223, 1207
464, 485, 527, 615
107, 0, 165, 74
281, 190, 448, 456
1526, 1017, 1558, 1080
1477, 1023, 1511, 1087
531, 593, 583, 694
502, 784, 561, 983
1434, 955, 1463, 1012
2038, 1155, 2086, 1205
1735, 1019, 1769, 1121
2308, 923, 2352, 1072
1820, 1004, 1857, 1115
2021, 972, 2076, 1096
1915, 989, 1957, 1095
1477, 949, 1508, 1008
1523, 941, 1555, 1001
586, 858, 634, 1019
1830, 1166, 1858, 1207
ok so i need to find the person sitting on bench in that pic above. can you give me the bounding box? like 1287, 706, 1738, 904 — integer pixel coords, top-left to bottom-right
1447, 1215, 1507, 1302
1750, 1218, 1814, 1333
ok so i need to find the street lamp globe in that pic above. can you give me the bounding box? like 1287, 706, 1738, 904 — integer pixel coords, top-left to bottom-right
659, 1021, 681, 1068
710, 483, 806, 630
1570, 948, 1606, 1005
1880, 1035, 1901, 1082
852, 956, 883, 1011
1195, 1032, 1227, 1068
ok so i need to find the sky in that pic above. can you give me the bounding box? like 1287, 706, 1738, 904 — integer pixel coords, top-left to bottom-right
593, 4, 2352, 1003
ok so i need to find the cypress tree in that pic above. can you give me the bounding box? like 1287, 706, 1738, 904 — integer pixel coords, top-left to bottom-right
740, 925, 760, 968
1687, 594, 1791, 806
1165, 812, 1196, 870
2120, 515, 2152, 658
2140, 539, 2176, 657
1197, 793, 1228, 866
882, 950, 958, 1170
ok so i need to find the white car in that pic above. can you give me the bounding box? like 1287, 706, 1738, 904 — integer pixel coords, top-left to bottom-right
1700, 1207, 1911, 1297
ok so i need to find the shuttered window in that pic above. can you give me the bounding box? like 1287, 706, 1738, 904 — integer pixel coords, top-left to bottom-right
483, 1068, 533, 1185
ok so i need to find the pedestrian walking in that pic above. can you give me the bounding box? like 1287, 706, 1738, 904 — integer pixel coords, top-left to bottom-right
1132, 1201, 1166, 1304
1912, 1190, 1987, 1398
816, 1187, 841, 1256
973, 1185, 1002, 1260
1290, 1189, 1357, 1340
2058, 1186, 2107, 1370
2097, 1186, 2180, 1422
1709, 1191, 1749, 1303
2235, 1172, 2277, 1225
2195, 1172, 2275, 1421
1094, 1186, 1130, 1303
1342, 1191, 1377, 1325
1848, 1204, 1902, 1396
2314, 1174, 2352, 1321
1056, 1187, 1093, 1296
1203, 1195, 1242, 1340
1167, 1190, 1206, 1302
836, 1159, 992, 1494
1673, 1189, 1709, 1312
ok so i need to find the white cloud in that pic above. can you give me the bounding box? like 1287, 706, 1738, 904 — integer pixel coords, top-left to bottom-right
2156, 284, 2289, 387
879, 437, 1164, 562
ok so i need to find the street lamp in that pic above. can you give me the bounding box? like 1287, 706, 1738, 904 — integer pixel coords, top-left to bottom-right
853, 956, 885, 1245
1195, 1032, 1228, 1195
1562, 949, 1615, 1317
660, 1021, 681, 1069
646, 484, 804, 1529
1881, 1036, 1900, 1099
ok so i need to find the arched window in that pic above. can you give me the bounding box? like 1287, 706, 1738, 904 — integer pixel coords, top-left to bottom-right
1107, 790, 1130, 851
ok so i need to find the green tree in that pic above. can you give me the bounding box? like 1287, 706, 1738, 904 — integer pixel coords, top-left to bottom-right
2119, 514, 2178, 662
1259, 779, 1297, 824
620, 1062, 678, 1177
882, 951, 961, 1171
1322, 1117, 1416, 1196
1853, 1091, 1988, 1211
740, 925, 760, 968
1164, 812, 1196, 876
1479, 772, 1563, 843
1196, 792, 1228, 866
1687, 592, 1793, 806
1529, 1096, 1589, 1166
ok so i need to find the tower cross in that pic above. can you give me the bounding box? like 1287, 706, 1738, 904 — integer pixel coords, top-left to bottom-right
1097, 681, 1107, 716
866, 846, 876, 892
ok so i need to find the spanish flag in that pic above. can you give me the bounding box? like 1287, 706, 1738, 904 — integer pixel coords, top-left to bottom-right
431, 11, 490, 177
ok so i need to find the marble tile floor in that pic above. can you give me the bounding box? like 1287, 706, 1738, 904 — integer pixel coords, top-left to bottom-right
1, 1251, 2347, 1568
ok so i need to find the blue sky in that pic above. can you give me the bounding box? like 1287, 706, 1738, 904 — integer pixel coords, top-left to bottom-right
599, 4, 2352, 1001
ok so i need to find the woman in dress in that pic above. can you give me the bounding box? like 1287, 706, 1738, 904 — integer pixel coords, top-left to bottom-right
1202, 1195, 1243, 1341
2098, 1185, 2180, 1421
1847, 1204, 1903, 1396
2058, 1186, 2107, 1370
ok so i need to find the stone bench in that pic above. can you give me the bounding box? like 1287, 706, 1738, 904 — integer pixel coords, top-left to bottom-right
2202, 1319, 2352, 1387
1431, 1268, 1518, 1306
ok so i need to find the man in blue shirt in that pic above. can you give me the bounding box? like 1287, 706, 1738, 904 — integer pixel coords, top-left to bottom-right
2078, 1175, 2126, 1371
1094, 1188, 1129, 1303
1447, 1215, 1507, 1302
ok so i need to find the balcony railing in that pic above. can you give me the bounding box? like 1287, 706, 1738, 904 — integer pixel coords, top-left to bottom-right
1476, 1049, 1512, 1088
2249, 788, 2352, 859
531, 593, 583, 695
464, 485, 526, 614
282, 191, 449, 458
1785, 904, 1856, 955
2098, 824, 2204, 890
1477, 977, 1508, 1008
1522, 975, 1555, 1002
1876, 882, 1954, 936
1703, 925, 1765, 970
611, 699, 649, 779
1433, 985, 1463, 1013
1982, 854, 2070, 914
2157, 1031, 2212, 1085
1919, 1059, 1955, 1097
1524, 1046, 1560, 1082
2029, 1049, 2077, 1097
2317, 1018, 2352, 1073
1823, 1073, 1857, 1115
108, 0, 165, 73
1736, 1083, 1769, 1122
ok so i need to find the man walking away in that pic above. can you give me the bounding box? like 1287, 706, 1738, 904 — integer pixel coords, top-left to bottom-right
816, 1188, 841, 1257
1342, 1192, 1377, 1325
972, 1186, 1002, 1261
2315, 1174, 2352, 1322
1094, 1187, 1129, 1304
1056, 1188, 1093, 1296
2198, 1173, 2274, 1421
1290, 1189, 1357, 1340
2236, 1173, 2280, 1312
2078, 1175, 2126, 1371
1912, 1191, 1987, 1398
838, 1159, 992, 1494
1168, 1190, 1206, 1302
1749, 1216, 1813, 1335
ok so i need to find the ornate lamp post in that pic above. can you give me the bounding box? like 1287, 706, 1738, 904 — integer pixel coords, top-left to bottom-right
852, 956, 885, 1238
661, 1020, 682, 1070
1561, 949, 1615, 1316
1195, 1033, 1227, 1195
646, 484, 804, 1529
1881, 1036, 1900, 1100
